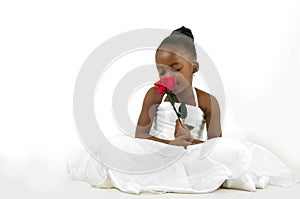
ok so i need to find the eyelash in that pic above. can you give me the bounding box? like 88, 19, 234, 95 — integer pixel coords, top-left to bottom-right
172, 68, 181, 72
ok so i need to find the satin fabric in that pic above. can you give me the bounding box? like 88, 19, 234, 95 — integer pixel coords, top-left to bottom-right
67, 88, 300, 194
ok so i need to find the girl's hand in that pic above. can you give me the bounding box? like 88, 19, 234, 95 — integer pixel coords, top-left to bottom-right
169, 134, 194, 148
174, 119, 192, 140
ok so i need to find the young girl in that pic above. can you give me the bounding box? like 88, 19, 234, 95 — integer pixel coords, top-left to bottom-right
67, 26, 300, 194
135, 26, 221, 147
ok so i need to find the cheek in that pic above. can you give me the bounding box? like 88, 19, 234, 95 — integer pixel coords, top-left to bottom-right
173, 73, 189, 85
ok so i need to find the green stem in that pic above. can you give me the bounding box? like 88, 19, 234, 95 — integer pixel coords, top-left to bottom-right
172, 105, 181, 121
167, 93, 182, 126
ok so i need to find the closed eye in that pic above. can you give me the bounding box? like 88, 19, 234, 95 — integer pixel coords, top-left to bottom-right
173, 68, 181, 72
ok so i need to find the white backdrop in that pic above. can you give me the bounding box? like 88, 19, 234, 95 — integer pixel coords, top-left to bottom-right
0, 0, 299, 197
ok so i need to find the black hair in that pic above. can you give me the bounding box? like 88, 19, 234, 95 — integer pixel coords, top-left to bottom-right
157, 26, 197, 61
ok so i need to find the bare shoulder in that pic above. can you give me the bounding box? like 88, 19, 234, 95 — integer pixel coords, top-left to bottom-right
194, 87, 219, 113
143, 86, 164, 105
136, 86, 163, 130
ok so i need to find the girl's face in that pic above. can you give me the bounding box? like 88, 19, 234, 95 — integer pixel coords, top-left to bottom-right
155, 47, 198, 94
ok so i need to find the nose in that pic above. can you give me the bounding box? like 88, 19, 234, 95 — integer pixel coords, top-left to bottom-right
161, 68, 175, 78
160, 74, 175, 81
159, 74, 178, 86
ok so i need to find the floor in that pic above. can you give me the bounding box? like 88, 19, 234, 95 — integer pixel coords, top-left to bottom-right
5, 175, 299, 199
57, 180, 300, 199
2, 166, 300, 199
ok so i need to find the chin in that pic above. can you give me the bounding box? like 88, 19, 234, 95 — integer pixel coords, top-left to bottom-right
173, 84, 188, 95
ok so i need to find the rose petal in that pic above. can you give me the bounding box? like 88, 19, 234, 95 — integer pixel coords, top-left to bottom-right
154, 86, 165, 94
154, 77, 176, 93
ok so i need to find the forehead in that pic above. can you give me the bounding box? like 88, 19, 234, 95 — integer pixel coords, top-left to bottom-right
156, 49, 179, 63
156, 50, 191, 69
155, 44, 191, 66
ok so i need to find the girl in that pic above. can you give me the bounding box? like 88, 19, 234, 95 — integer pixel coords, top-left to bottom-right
67, 26, 300, 195
135, 26, 221, 147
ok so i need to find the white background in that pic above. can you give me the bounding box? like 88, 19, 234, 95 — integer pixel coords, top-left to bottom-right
0, 0, 299, 197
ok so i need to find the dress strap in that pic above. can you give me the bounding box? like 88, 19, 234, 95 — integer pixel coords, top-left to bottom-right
161, 92, 168, 102
161, 87, 199, 107
192, 87, 199, 107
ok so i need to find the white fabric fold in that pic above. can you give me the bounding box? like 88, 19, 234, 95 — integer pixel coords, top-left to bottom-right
67, 91, 300, 194
67, 136, 300, 194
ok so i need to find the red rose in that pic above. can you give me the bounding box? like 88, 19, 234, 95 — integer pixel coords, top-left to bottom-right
154, 76, 176, 94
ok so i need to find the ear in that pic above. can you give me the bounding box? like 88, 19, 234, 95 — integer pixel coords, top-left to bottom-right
192, 61, 199, 73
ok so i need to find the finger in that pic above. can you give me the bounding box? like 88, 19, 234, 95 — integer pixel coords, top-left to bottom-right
175, 119, 181, 128
183, 135, 193, 142
178, 127, 190, 135
187, 134, 194, 141
183, 140, 192, 146
178, 123, 188, 130
181, 134, 193, 140
182, 123, 189, 129
176, 118, 183, 126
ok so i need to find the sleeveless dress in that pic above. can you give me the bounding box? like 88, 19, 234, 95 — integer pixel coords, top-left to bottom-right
149, 86, 207, 141
67, 87, 300, 194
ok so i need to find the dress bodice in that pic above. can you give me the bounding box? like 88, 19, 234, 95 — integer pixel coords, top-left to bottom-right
149, 87, 207, 141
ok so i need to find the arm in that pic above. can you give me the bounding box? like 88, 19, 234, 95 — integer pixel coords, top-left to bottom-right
135, 87, 172, 144
191, 139, 205, 144
205, 95, 222, 139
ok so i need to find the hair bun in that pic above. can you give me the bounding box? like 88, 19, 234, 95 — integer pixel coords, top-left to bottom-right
171, 26, 194, 41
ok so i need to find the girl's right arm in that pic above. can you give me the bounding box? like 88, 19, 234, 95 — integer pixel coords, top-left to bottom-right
135, 87, 170, 144
135, 87, 192, 147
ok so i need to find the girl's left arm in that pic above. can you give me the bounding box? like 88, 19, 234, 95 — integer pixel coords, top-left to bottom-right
205, 95, 222, 139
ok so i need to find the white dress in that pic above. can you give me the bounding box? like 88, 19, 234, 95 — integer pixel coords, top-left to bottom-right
67, 87, 300, 194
